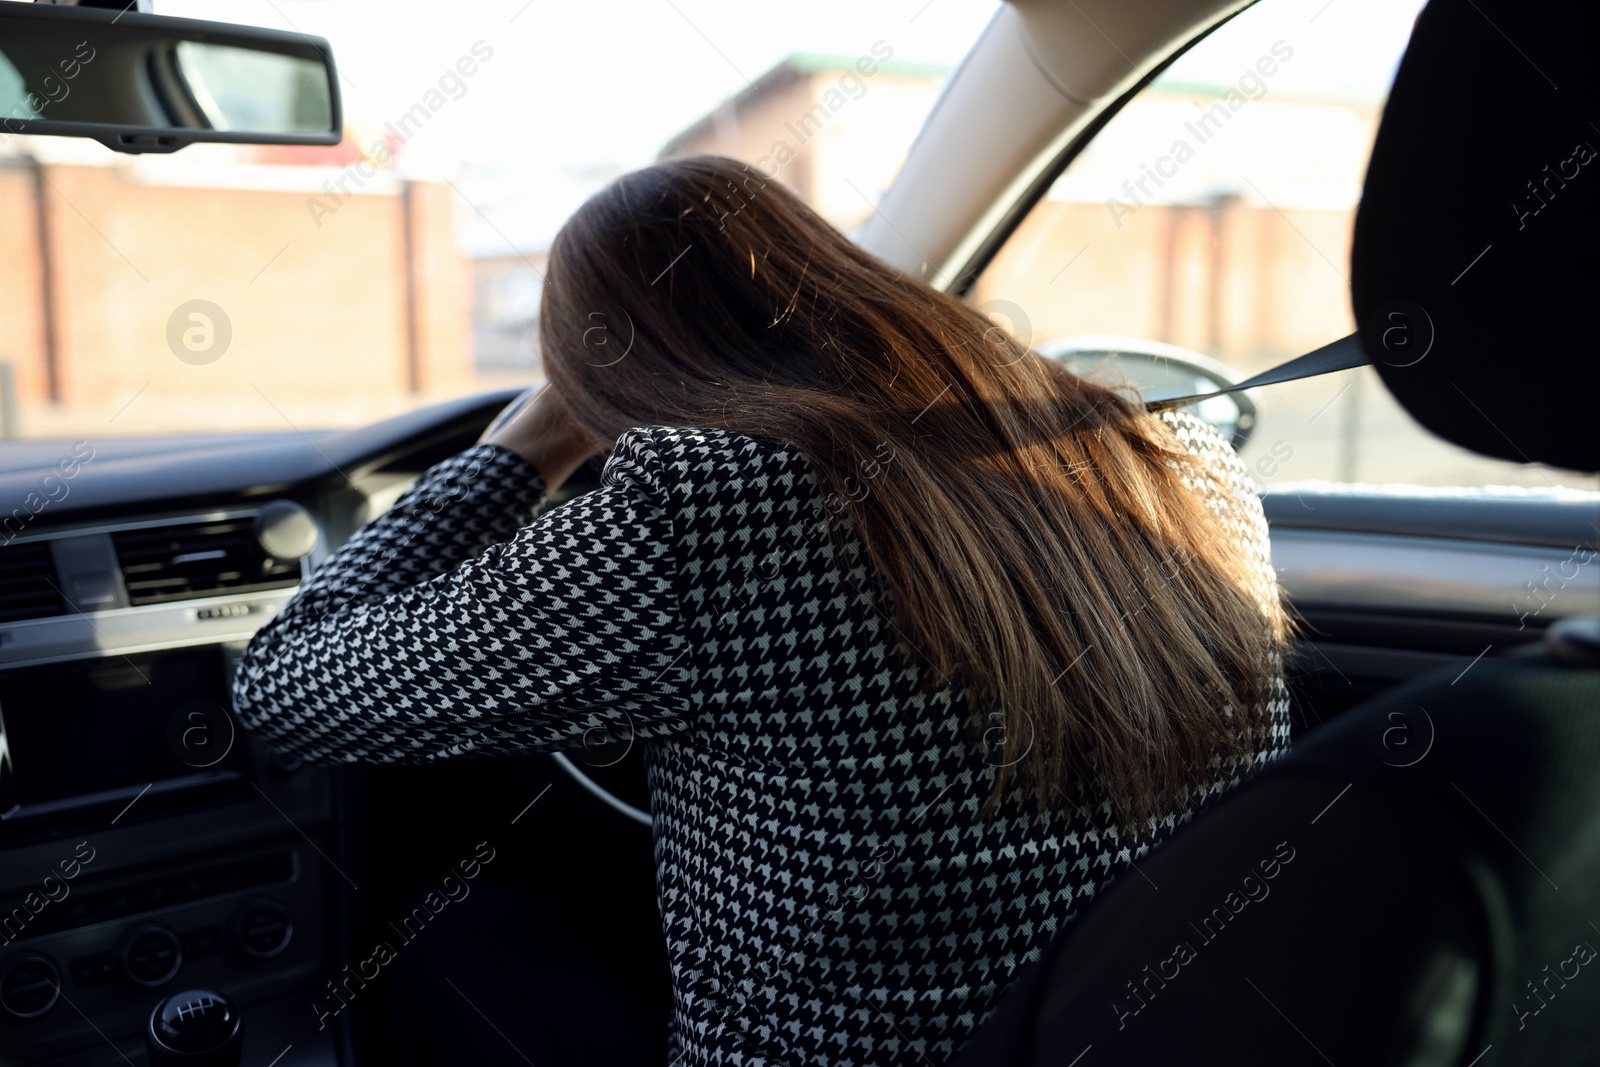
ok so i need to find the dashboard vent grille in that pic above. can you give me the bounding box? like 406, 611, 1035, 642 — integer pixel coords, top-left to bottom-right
112, 517, 300, 606
0, 540, 66, 623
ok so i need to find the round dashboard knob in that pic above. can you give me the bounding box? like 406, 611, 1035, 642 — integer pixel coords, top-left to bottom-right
1545, 615, 1600, 666
231, 897, 293, 960
146, 988, 242, 1067
117, 923, 183, 988
253, 500, 318, 560
0, 953, 60, 1019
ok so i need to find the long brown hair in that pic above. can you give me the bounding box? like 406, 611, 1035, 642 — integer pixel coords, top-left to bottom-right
539, 155, 1288, 826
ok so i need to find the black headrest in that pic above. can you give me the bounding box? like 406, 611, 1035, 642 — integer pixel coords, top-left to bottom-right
1352, 0, 1600, 473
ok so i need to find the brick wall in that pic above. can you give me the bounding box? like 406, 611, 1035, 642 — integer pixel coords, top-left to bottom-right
972, 196, 1357, 375
0, 160, 471, 436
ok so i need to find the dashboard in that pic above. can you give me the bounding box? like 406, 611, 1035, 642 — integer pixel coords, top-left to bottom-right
0, 387, 1594, 1065
0, 391, 516, 1066
0, 542, 333, 1064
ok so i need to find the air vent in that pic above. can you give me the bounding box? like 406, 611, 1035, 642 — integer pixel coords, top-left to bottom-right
112, 517, 300, 606
0, 540, 66, 623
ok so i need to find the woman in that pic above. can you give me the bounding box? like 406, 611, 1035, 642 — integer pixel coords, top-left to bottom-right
233, 154, 1289, 1065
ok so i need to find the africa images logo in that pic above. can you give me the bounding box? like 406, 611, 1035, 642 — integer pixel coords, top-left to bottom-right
1105, 40, 1295, 229
1111, 840, 1297, 1029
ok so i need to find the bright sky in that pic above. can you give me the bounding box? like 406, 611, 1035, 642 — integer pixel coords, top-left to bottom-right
1161, 0, 1424, 98
146, 0, 1422, 249
156, 0, 998, 170
149, 0, 1001, 250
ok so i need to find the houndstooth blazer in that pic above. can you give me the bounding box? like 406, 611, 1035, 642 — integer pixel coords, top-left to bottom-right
232, 408, 1290, 1066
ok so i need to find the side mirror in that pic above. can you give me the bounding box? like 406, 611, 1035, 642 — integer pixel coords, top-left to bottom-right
1040, 335, 1259, 451
0, 4, 341, 154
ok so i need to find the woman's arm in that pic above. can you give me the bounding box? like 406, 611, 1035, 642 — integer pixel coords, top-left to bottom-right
230, 429, 690, 765
1154, 409, 1280, 617
1154, 408, 1292, 772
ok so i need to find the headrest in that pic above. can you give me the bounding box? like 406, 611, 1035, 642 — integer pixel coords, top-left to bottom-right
1352, 0, 1600, 473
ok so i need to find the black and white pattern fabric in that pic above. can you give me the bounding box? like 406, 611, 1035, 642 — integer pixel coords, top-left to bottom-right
233, 409, 1290, 1066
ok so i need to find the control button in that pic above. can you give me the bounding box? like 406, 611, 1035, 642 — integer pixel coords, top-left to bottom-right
254, 500, 319, 560
146, 988, 242, 1067
69, 951, 115, 988
69, 571, 118, 609
180, 926, 222, 962
117, 924, 183, 987
231, 898, 293, 960
0, 954, 60, 1018
1545, 615, 1600, 666
267, 751, 302, 775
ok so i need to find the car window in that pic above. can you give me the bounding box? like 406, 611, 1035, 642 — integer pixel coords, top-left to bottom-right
0, 0, 997, 442
972, 0, 1595, 492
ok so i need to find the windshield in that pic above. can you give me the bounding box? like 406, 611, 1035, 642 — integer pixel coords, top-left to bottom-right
0, 0, 996, 441
973, 0, 1596, 491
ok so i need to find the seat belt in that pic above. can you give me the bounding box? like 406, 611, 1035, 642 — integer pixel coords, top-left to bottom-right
1143, 332, 1370, 411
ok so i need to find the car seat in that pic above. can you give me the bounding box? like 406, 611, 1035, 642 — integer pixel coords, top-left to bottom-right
948, 0, 1600, 1062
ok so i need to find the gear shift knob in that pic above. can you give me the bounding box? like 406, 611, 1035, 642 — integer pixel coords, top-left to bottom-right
145, 989, 243, 1067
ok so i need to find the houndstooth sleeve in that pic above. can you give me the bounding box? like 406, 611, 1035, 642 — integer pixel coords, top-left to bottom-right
1153, 407, 1292, 777
1152, 409, 1282, 621
231, 429, 691, 765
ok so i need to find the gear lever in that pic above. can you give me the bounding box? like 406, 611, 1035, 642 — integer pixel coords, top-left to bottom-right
145, 988, 243, 1067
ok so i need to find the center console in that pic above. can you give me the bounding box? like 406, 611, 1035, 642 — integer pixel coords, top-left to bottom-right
0, 506, 343, 1066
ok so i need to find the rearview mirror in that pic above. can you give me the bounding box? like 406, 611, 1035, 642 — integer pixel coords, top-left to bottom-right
1041, 335, 1259, 451
0, 4, 341, 154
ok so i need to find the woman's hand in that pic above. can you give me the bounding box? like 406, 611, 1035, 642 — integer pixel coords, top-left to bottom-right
479, 384, 606, 494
